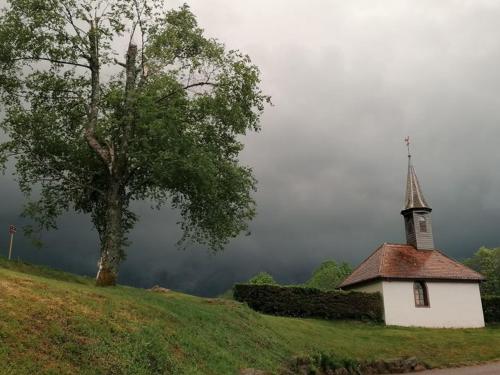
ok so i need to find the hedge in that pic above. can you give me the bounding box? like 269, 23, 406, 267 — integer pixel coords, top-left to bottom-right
482, 295, 500, 323
233, 284, 384, 322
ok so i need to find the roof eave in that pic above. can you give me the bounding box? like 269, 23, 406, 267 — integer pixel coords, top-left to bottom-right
401, 206, 432, 215
340, 275, 484, 289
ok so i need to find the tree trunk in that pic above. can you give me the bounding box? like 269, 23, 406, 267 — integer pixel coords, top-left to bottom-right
96, 184, 123, 286
95, 43, 137, 286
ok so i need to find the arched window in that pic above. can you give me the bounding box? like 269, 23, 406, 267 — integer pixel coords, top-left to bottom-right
418, 215, 427, 233
413, 281, 429, 307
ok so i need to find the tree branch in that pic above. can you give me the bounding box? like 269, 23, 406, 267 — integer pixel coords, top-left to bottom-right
155, 81, 217, 103
113, 58, 127, 68
61, 1, 89, 54
39, 163, 106, 197
85, 19, 111, 169
15, 138, 106, 197
12, 56, 90, 69
132, 0, 147, 83
118, 43, 138, 175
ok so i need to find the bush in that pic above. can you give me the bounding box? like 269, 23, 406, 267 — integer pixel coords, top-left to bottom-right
218, 272, 277, 300
284, 353, 428, 375
286, 352, 360, 374
306, 260, 352, 291
247, 272, 277, 285
482, 295, 500, 323
233, 284, 383, 321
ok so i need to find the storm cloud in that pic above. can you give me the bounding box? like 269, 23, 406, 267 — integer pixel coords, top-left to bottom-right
1, 0, 500, 296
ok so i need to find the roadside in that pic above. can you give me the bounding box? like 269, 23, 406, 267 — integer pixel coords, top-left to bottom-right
397, 361, 500, 375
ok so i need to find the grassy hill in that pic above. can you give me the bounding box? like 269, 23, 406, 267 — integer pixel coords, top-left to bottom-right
0, 258, 499, 375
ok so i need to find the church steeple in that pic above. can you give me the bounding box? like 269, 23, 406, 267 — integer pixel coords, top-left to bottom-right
401, 138, 435, 250
404, 156, 430, 211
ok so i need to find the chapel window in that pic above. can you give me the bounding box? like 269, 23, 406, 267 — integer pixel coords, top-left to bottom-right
413, 281, 429, 307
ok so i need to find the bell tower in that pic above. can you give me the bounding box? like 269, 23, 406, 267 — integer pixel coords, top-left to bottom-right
401, 138, 435, 250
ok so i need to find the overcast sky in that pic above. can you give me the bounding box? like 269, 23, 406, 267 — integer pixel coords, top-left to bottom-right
1, 0, 500, 296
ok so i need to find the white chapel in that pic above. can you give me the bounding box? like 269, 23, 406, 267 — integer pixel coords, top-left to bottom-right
340, 148, 485, 328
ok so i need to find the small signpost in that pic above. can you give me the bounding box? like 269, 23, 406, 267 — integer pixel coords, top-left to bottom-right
8, 224, 16, 260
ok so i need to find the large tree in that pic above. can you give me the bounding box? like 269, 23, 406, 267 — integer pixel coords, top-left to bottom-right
0, 0, 269, 286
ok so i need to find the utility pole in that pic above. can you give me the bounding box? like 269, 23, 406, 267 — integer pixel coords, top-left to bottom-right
8, 225, 16, 260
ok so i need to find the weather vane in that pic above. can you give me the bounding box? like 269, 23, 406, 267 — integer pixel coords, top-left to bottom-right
404, 136, 411, 158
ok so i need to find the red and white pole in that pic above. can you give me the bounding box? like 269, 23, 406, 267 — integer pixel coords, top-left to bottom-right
8, 225, 16, 260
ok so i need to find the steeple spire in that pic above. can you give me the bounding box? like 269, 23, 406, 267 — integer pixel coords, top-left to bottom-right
403, 136, 430, 211
401, 137, 435, 250
404, 157, 430, 210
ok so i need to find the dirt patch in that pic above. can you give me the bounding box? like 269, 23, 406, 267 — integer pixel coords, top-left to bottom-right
240, 369, 271, 375
203, 298, 239, 307
149, 285, 171, 294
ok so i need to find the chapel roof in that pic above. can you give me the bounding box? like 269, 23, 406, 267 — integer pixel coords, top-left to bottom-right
339, 243, 484, 288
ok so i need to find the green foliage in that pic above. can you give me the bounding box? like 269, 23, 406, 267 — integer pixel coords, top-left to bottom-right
482, 295, 500, 323
219, 272, 277, 299
247, 271, 278, 285
306, 260, 353, 291
0, 1, 269, 281
287, 352, 360, 374
463, 246, 500, 295
2, 258, 500, 374
233, 284, 384, 321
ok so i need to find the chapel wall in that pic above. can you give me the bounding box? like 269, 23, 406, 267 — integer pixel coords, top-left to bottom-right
381, 280, 484, 328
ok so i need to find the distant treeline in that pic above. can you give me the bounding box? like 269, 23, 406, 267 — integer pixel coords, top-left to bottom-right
463, 246, 500, 296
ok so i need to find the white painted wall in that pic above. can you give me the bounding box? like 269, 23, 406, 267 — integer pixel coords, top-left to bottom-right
381, 280, 484, 328
351, 281, 383, 294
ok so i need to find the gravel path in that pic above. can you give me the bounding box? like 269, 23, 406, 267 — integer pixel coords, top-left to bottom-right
397, 361, 500, 375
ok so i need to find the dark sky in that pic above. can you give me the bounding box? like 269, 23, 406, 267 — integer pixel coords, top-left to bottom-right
1, 1, 500, 296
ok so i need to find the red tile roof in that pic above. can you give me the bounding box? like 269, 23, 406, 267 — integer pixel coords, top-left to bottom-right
339, 243, 484, 288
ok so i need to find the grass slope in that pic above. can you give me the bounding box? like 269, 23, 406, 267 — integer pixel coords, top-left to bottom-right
0, 258, 499, 375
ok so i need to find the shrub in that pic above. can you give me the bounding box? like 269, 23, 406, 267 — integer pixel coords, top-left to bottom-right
482, 295, 500, 323
219, 272, 277, 300
247, 272, 278, 285
306, 260, 352, 291
284, 353, 428, 375
233, 284, 383, 321
286, 352, 360, 374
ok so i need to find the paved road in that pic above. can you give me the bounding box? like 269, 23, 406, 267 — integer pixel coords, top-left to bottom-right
397, 361, 500, 374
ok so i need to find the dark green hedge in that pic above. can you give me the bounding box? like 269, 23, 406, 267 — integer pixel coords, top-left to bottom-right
482, 295, 500, 323
233, 284, 383, 322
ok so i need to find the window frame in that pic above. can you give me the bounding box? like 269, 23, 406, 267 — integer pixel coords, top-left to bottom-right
413, 281, 430, 308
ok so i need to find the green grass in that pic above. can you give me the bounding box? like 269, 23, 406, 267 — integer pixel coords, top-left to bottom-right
0, 257, 499, 374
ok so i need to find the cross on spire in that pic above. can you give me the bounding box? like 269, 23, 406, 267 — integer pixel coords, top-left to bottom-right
405, 136, 411, 159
